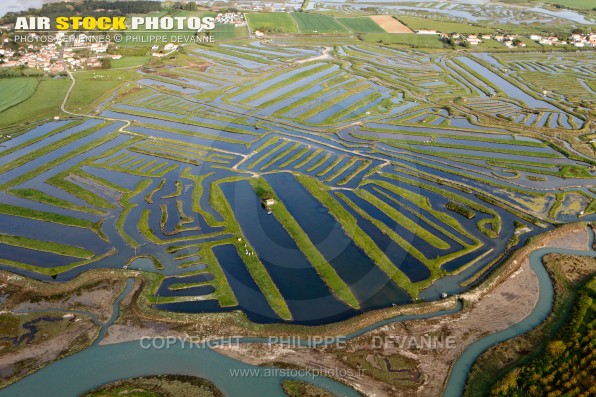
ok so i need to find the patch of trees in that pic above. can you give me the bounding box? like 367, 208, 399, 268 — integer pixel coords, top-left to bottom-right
490, 278, 596, 397
0, 66, 44, 78
445, 201, 476, 219
170, 2, 199, 11
255, 26, 284, 33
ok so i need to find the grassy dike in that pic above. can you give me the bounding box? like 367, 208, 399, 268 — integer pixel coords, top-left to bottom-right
196, 244, 238, 307
162, 181, 183, 199
1, 134, 121, 208
145, 178, 166, 204
0, 119, 85, 160
71, 168, 128, 193
47, 171, 115, 210
208, 177, 292, 320
8, 188, 107, 215
0, 203, 92, 228
0, 233, 93, 259
363, 179, 477, 243
0, 122, 112, 185
138, 210, 222, 245
356, 189, 451, 250
294, 174, 421, 298
116, 179, 153, 248
180, 168, 222, 227
376, 172, 502, 238
249, 177, 360, 309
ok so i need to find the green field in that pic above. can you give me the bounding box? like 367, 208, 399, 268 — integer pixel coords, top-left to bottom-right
0, 78, 70, 127
67, 69, 139, 113
290, 13, 348, 33
110, 56, 150, 69
476, 38, 506, 49
337, 17, 385, 33
0, 78, 39, 113
542, 0, 596, 10
363, 33, 444, 48
398, 16, 485, 34
246, 12, 297, 33
398, 14, 583, 36
213, 23, 249, 40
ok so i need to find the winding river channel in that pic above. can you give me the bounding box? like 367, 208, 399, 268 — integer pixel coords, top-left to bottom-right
1, 228, 593, 397
443, 226, 596, 396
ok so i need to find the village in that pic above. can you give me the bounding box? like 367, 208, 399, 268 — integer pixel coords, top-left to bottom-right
0, 29, 122, 73
436, 30, 596, 48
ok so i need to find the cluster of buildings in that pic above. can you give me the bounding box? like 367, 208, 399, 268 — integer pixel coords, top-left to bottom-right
151, 43, 179, 57
530, 33, 596, 47
437, 30, 596, 48
214, 12, 246, 26
438, 32, 527, 47
197, 1, 302, 12
0, 31, 122, 73
0, 41, 66, 73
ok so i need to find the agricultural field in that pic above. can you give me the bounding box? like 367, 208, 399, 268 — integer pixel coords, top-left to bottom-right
337, 17, 385, 33
541, 0, 596, 10
0, 78, 38, 113
290, 12, 348, 33
363, 33, 444, 47
245, 12, 298, 33
398, 16, 484, 34
0, 78, 70, 128
0, 39, 594, 328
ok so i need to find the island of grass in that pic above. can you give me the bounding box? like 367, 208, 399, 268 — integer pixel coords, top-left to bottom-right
83, 374, 224, 397
282, 379, 337, 397
249, 176, 360, 309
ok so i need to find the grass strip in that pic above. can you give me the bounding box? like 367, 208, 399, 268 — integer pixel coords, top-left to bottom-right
338, 160, 371, 186
71, 168, 128, 193
0, 203, 92, 228
8, 188, 106, 215
0, 233, 93, 259
317, 155, 345, 177
180, 168, 221, 227
145, 179, 166, 204
208, 177, 292, 320
47, 172, 114, 210
198, 245, 238, 307
0, 131, 119, 191
295, 174, 419, 298
116, 179, 153, 248
250, 177, 360, 309
377, 172, 501, 238
0, 122, 110, 179
356, 189, 450, 250
325, 157, 358, 182
306, 152, 331, 172
261, 142, 302, 170
279, 146, 309, 168
293, 148, 323, 169
162, 180, 183, 199
0, 119, 85, 159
